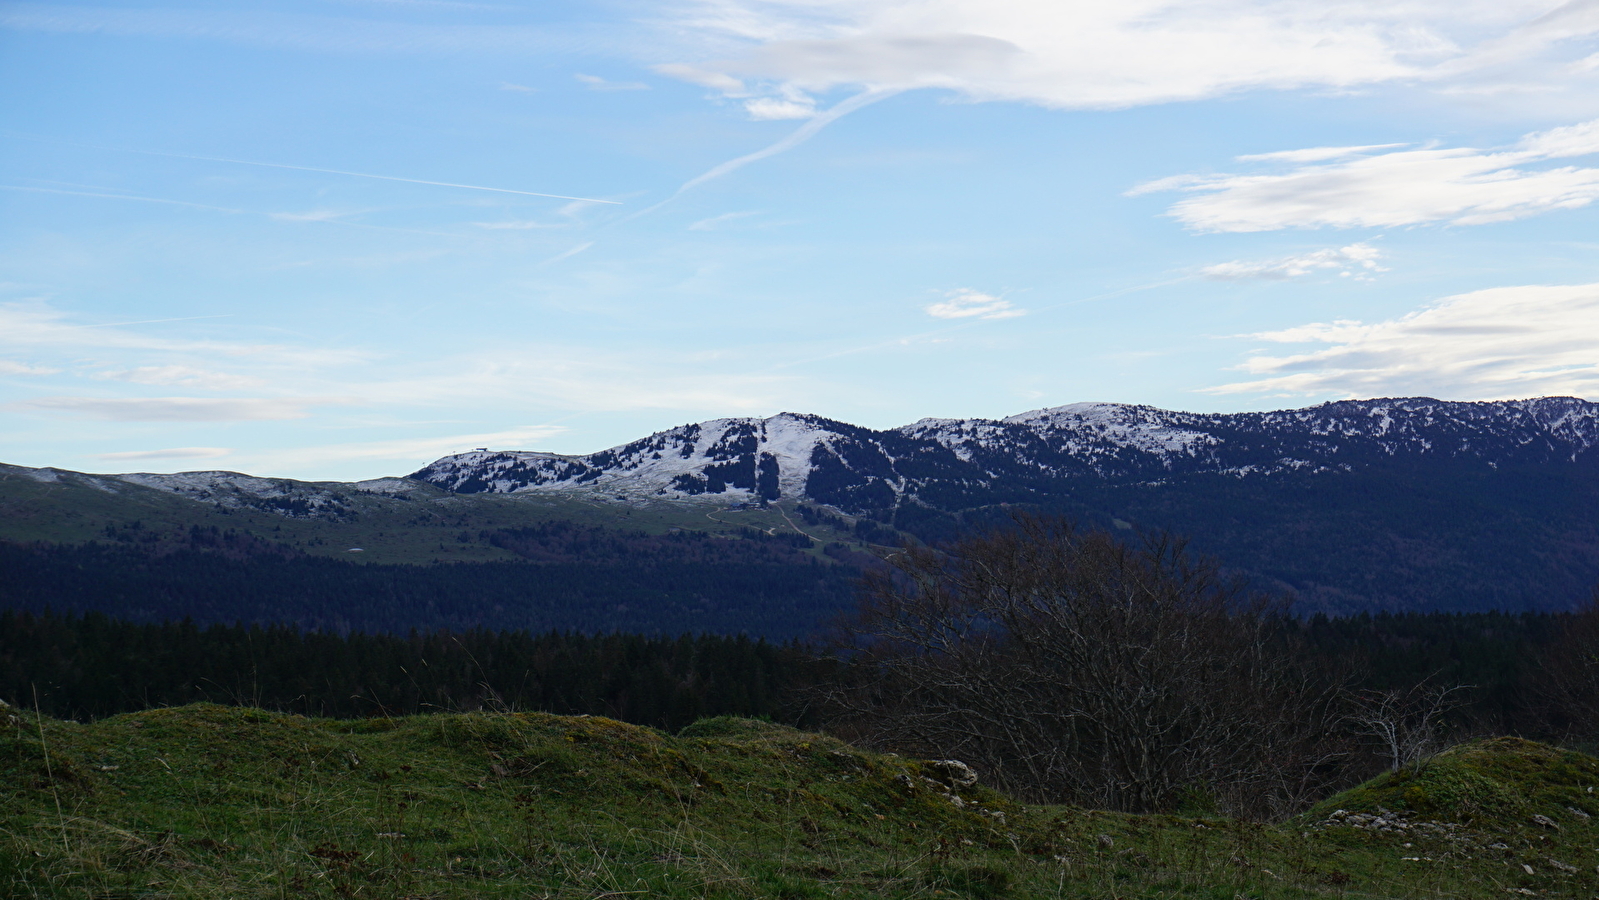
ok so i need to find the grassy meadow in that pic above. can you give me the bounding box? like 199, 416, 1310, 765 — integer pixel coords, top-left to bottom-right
3, 703, 1597, 899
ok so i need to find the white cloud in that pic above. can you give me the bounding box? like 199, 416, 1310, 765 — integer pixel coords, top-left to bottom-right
656, 1, 1591, 117
1201, 242, 1388, 280
499, 81, 536, 92
97, 447, 232, 462
1136, 119, 1599, 232
575, 73, 650, 91
1235, 144, 1410, 163
95, 365, 265, 390
653, 63, 745, 93
0, 359, 57, 375
16, 397, 331, 421
1206, 281, 1599, 398
743, 97, 816, 119
925, 288, 1025, 320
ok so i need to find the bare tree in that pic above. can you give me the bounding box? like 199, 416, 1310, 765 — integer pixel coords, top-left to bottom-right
1533, 587, 1599, 742
826, 515, 1346, 817
1343, 680, 1474, 772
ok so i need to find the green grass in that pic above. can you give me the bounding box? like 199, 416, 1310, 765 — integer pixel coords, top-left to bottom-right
3, 703, 1597, 898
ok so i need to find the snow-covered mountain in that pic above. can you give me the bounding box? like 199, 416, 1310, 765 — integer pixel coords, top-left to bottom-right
9, 395, 1599, 615
409, 397, 1599, 515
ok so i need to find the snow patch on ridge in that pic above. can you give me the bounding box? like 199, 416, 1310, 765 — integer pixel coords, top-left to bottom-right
115, 470, 352, 517
411, 412, 842, 501
27, 396, 1592, 522
410, 396, 1599, 509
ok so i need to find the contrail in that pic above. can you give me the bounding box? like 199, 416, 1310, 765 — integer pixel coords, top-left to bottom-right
0, 184, 246, 214
626, 88, 902, 220
542, 241, 595, 264
75, 315, 233, 329
143, 151, 622, 204
1, 184, 468, 238
0, 133, 621, 205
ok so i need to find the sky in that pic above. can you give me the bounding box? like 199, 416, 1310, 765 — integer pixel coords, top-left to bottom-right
3, 0, 1599, 481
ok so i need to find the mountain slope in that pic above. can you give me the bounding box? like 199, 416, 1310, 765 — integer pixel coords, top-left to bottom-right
403, 397, 1599, 614
410, 397, 1599, 510
5, 396, 1599, 620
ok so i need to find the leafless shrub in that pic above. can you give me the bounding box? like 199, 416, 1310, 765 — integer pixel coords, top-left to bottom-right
822, 514, 1348, 818
1343, 680, 1474, 772
1532, 587, 1599, 743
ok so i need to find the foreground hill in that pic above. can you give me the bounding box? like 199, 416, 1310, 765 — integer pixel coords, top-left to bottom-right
2, 703, 1596, 898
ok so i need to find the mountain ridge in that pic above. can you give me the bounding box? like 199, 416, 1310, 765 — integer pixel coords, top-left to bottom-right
407, 396, 1599, 512
6, 395, 1599, 620
10, 396, 1591, 514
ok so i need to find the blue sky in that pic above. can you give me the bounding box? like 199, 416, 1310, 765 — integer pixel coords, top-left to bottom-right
3, 0, 1599, 480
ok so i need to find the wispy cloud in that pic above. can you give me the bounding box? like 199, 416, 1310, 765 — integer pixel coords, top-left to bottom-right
498, 81, 536, 92
0, 3, 604, 56
97, 446, 232, 462
1206, 281, 1599, 398
0, 301, 807, 428
925, 289, 1025, 320
473, 220, 565, 230
0, 301, 368, 369
93, 365, 265, 391
0, 359, 58, 376
1201, 243, 1388, 280
543, 241, 594, 264
575, 73, 650, 91
353, 0, 505, 11
16, 397, 336, 421
269, 208, 371, 223
126, 149, 621, 204
344, 344, 809, 415
688, 211, 760, 231
1135, 120, 1599, 232
2, 184, 471, 239
1, 184, 246, 215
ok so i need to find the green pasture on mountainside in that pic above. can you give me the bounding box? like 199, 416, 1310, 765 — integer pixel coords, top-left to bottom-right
3, 704, 1598, 899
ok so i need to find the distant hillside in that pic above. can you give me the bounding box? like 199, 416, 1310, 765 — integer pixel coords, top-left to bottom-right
5, 396, 1599, 621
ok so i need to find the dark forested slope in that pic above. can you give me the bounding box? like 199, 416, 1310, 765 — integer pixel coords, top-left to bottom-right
0, 523, 860, 638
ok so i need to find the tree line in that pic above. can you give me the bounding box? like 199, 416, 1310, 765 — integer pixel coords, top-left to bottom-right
0, 598, 1585, 743
0, 610, 832, 732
